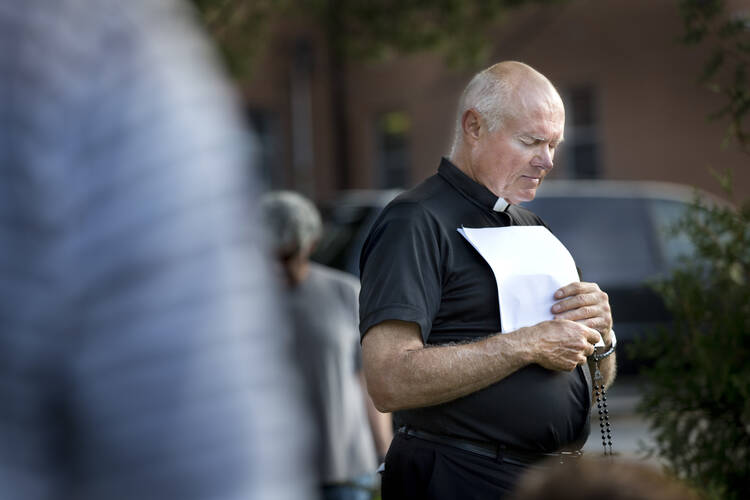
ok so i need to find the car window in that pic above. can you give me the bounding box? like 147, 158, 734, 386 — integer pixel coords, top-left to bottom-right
312, 204, 372, 273
647, 198, 695, 269
524, 197, 661, 287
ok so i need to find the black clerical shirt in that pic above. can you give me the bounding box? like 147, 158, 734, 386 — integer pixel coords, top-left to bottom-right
359, 158, 590, 453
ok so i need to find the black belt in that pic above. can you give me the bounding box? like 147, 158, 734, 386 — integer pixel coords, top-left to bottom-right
397, 426, 582, 466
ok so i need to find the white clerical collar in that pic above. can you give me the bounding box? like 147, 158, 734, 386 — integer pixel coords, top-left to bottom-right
493, 197, 510, 212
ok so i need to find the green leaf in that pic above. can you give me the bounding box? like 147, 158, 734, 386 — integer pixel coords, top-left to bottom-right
700, 49, 725, 82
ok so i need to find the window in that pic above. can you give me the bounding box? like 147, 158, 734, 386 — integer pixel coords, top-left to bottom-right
375, 111, 411, 188
559, 87, 602, 179
246, 107, 283, 189
648, 198, 695, 269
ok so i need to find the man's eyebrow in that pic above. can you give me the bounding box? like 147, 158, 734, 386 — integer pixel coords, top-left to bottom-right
520, 133, 564, 144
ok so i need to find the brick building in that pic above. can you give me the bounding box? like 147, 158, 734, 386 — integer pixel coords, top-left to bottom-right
241, 0, 750, 202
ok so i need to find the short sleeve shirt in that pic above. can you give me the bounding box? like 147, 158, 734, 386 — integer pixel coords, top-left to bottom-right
359, 158, 590, 452
287, 263, 376, 483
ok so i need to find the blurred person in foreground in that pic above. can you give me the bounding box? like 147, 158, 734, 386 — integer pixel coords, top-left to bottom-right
0, 1, 313, 499
261, 191, 393, 500
510, 456, 700, 500
359, 61, 616, 499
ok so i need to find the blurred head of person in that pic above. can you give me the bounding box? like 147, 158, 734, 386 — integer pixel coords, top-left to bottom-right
448, 60, 565, 205
260, 190, 322, 286
510, 456, 700, 500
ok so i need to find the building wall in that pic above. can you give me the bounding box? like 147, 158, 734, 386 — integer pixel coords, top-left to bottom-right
498, 0, 749, 198
241, 0, 749, 201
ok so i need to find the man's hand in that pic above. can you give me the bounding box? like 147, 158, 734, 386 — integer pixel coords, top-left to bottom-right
551, 282, 613, 343
523, 320, 601, 372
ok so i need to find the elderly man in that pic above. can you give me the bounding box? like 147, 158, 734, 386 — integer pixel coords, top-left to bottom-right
261, 191, 393, 500
359, 61, 616, 499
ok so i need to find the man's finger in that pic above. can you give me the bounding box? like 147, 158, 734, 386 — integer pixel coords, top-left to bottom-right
583, 326, 603, 346
579, 317, 610, 332
554, 281, 598, 300
551, 293, 598, 314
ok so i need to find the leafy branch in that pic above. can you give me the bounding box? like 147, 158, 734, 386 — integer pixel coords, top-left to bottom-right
679, 0, 750, 154
190, 0, 563, 79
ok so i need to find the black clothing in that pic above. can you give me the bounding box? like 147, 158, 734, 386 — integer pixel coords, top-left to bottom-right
396, 427, 583, 464
359, 158, 590, 453
381, 432, 528, 500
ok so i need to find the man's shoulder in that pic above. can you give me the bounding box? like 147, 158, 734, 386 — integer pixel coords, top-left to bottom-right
379, 173, 452, 221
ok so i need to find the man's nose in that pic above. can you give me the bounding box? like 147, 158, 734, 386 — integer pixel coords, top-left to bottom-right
532, 146, 554, 170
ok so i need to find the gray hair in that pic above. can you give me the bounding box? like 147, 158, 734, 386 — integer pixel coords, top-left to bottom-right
448, 68, 515, 158
259, 191, 322, 256
448, 61, 560, 158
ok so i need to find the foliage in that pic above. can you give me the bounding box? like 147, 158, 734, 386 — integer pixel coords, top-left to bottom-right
190, 0, 291, 77
632, 178, 750, 499
633, 5, 750, 497
189, 0, 562, 79
679, 0, 750, 154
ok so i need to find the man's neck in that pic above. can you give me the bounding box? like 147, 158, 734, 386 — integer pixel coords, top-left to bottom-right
283, 257, 310, 287
447, 151, 474, 182
447, 152, 510, 210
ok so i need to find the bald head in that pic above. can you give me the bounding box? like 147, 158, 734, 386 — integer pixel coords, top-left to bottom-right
447, 61, 565, 204
449, 61, 564, 158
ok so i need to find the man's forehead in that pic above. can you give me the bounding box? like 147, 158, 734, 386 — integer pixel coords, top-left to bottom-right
515, 80, 563, 111
513, 105, 565, 139
523, 113, 565, 135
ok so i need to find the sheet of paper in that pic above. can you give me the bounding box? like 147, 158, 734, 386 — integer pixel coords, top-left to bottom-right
457, 225, 603, 346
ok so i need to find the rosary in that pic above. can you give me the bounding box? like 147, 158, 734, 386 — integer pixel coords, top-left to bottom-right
592, 333, 616, 456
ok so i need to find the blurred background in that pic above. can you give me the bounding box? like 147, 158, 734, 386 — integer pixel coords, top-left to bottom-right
192, 0, 749, 201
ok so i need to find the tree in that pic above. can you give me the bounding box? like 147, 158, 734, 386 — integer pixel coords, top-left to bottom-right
189, 0, 561, 188
634, 190, 750, 499
634, 2, 750, 498
679, 0, 750, 155
191, 0, 561, 76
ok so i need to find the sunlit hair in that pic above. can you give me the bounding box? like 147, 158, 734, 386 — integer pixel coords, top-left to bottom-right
449, 66, 515, 158
448, 61, 561, 158
260, 190, 322, 257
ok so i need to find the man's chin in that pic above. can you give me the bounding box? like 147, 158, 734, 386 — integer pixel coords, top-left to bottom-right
510, 189, 538, 205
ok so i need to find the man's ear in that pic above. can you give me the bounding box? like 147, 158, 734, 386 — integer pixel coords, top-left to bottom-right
462, 109, 482, 142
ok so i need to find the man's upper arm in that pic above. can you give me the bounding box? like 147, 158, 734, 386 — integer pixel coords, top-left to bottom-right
359, 202, 443, 344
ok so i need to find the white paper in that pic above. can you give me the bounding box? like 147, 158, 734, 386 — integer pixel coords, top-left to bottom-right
457, 225, 603, 346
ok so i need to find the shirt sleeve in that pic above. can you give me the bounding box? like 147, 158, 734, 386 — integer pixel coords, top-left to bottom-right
359, 201, 444, 343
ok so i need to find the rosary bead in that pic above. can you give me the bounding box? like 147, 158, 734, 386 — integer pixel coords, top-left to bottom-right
593, 359, 613, 456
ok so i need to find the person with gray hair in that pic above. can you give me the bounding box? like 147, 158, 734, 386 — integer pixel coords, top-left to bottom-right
261, 191, 393, 500
358, 61, 616, 499
261, 191, 324, 285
